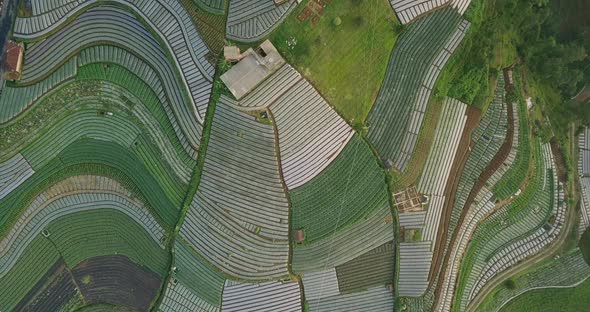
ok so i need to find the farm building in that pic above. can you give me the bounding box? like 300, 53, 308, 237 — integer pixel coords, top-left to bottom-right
220, 40, 285, 99
3, 40, 23, 81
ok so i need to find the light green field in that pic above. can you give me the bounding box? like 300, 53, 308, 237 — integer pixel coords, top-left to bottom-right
268, 0, 400, 124
500, 278, 590, 312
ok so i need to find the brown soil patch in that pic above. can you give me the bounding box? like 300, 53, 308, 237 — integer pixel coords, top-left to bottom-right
394, 186, 424, 213
432, 101, 516, 302
550, 137, 567, 183
73, 255, 162, 311
297, 0, 331, 24
427, 106, 481, 286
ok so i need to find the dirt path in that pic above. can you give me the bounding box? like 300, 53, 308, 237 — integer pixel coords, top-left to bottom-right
432, 102, 514, 302
428, 106, 481, 287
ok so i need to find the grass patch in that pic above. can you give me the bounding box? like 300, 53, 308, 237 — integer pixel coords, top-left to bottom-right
500, 278, 590, 312
81, 275, 92, 285
267, 0, 400, 124
393, 98, 444, 190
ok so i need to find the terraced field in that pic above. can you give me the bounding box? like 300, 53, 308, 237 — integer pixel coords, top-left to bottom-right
290, 134, 389, 244
366, 7, 470, 171
0, 0, 573, 311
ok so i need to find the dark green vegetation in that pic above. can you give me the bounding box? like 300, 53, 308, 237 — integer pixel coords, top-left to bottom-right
580, 228, 590, 265
335, 242, 394, 293
366, 7, 465, 166
268, 0, 399, 123
437, 0, 589, 137
181, 0, 227, 53
493, 71, 531, 200
290, 135, 389, 244
174, 239, 225, 306
47, 210, 169, 274
499, 278, 590, 312
0, 210, 169, 311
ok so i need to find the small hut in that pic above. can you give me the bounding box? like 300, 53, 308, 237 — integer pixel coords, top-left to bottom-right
294, 228, 305, 244
4, 41, 23, 81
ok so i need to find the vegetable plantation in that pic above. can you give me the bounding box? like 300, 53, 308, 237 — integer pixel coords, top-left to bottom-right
0, 0, 575, 311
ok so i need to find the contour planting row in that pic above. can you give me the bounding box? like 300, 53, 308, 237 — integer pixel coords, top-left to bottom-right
18, 6, 204, 146
308, 286, 395, 312
456, 141, 552, 310
0, 153, 34, 200
477, 248, 590, 312
486, 99, 521, 189
159, 240, 224, 312
0, 209, 169, 311
290, 134, 389, 244
444, 76, 508, 250
0, 185, 166, 279
396, 99, 467, 298
0, 57, 76, 123
2, 61, 196, 171
10, 82, 190, 206
14, 0, 215, 87
292, 204, 394, 274
417, 98, 467, 245
2, 79, 192, 206
491, 82, 530, 200
231, 64, 354, 190
22, 43, 198, 161
0, 138, 182, 232
195, 0, 226, 15
418, 98, 468, 196
436, 191, 496, 312
226, 0, 296, 42
468, 144, 565, 304
80, 61, 196, 163
367, 7, 469, 171
578, 128, 590, 228
179, 99, 290, 280
45, 208, 169, 274
436, 77, 515, 312
221, 280, 302, 312
390, 0, 472, 24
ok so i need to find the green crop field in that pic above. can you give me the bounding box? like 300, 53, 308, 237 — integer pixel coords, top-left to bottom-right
500, 278, 590, 312
47, 209, 169, 274
290, 134, 389, 244
268, 0, 399, 124
1, 0, 585, 310
0, 235, 61, 310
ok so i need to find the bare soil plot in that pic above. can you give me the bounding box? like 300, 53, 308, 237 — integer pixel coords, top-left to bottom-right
72, 255, 162, 311
394, 186, 425, 213
14, 259, 82, 312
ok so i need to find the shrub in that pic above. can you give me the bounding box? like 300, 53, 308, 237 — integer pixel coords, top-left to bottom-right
579, 228, 590, 266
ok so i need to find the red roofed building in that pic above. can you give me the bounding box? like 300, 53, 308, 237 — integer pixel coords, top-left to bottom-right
4, 40, 23, 81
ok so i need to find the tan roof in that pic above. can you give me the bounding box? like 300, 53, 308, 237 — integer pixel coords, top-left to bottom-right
220, 40, 285, 100
4, 41, 23, 80
294, 229, 305, 243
